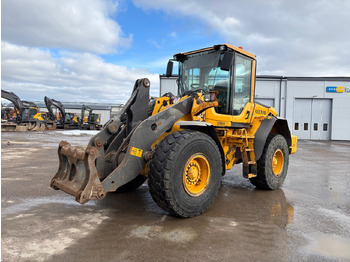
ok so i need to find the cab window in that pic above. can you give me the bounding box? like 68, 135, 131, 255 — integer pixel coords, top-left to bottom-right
232, 54, 252, 115
188, 68, 200, 87
29, 108, 37, 118
210, 67, 231, 114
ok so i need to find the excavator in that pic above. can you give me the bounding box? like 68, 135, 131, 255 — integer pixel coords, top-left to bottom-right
1, 90, 46, 131
80, 105, 102, 130
1, 104, 16, 122
51, 44, 297, 217
44, 96, 80, 129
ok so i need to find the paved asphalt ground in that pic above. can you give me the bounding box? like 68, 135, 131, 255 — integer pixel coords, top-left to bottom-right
1, 130, 350, 262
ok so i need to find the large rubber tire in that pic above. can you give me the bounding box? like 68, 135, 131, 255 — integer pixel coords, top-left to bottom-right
250, 134, 289, 190
148, 130, 223, 217
115, 175, 147, 193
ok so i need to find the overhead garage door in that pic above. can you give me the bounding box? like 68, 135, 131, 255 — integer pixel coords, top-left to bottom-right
293, 99, 332, 140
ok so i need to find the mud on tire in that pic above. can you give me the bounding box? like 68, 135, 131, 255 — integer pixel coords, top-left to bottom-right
148, 130, 223, 217
250, 134, 289, 190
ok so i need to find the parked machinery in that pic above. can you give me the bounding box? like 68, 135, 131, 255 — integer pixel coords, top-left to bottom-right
80, 105, 102, 130
1, 90, 46, 131
1, 103, 17, 122
51, 44, 297, 217
44, 96, 79, 130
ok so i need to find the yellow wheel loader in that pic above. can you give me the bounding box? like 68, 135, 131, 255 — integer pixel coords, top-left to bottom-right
51, 44, 297, 217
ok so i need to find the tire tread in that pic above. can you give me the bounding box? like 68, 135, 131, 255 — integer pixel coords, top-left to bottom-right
148, 130, 222, 217
250, 134, 289, 190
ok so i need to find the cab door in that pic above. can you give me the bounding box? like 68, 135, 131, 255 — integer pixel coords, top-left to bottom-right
231, 53, 255, 125
204, 52, 255, 127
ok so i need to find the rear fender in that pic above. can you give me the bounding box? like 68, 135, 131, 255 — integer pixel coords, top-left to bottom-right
254, 117, 292, 161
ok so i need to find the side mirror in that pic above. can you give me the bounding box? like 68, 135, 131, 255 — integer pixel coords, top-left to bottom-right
166, 59, 174, 77
220, 51, 234, 71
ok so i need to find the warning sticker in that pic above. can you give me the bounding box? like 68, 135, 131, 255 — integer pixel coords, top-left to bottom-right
130, 146, 143, 158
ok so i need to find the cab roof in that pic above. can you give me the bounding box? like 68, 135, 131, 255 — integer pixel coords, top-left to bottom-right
174, 44, 256, 60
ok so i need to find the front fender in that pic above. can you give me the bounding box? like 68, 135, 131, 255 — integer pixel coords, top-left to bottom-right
176, 121, 226, 176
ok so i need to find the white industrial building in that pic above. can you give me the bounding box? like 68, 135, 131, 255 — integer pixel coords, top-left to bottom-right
160, 75, 350, 141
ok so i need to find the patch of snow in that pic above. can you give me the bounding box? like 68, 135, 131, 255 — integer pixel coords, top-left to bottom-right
55, 130, 99, 136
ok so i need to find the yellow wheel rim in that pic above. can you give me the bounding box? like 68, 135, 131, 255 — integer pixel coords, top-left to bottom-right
183, 153, 211, 196
272, 149, 284, 177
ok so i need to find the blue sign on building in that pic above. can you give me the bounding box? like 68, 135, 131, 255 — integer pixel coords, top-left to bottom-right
326, 86, 345, 93
326, 86, 337, 92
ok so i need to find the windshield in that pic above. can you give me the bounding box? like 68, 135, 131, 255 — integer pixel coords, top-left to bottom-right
88, 114, 94, 123
22, 108, 29, 121
29, 108, 37, 119
178, 49, 231, 114
65, 114, 71, 122
88, 114, 99, 123
21, 108, 37, 121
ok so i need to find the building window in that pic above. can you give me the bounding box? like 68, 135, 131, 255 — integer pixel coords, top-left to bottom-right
314, 123, 318, 131
304, 123, 308, 131
323, 123, 328, 131
295, 123, 299, 130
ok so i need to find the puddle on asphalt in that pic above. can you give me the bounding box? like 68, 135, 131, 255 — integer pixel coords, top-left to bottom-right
1, 130, 99, 148
2, 205, 111, 262
213, 183, 296, 229
2, 140, 33, 144
128, 225, 197, 243
1, 147, 41, 160
1, 196, 97, 218
2, 177, 31, 181
317, 207, 350, 225
307, 233, 350, 260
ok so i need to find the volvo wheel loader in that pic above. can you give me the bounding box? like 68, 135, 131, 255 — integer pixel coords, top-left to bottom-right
51, 44, 297, 217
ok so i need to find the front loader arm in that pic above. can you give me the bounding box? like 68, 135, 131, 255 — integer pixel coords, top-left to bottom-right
101, 96, 193, 192
50, 78, 194, 204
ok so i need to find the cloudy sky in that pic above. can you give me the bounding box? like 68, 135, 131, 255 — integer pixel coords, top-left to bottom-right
2, 0, 349, 104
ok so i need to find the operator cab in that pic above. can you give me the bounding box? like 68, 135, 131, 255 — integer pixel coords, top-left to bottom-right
168, 44, 255, 120
88, 113, 100, 124
22, 107, 39, 122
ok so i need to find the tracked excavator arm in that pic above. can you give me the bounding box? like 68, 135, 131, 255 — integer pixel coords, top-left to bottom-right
80, 105, 92, 126
22, 101, 37, 108
1, 90, 46, 131
1, 90, 26, 121
80, 104, 95, 127
44, 96, 65, 125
